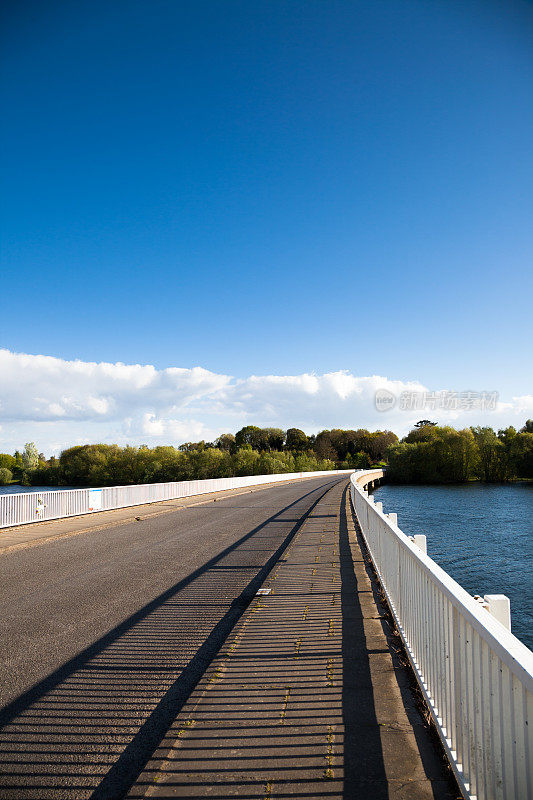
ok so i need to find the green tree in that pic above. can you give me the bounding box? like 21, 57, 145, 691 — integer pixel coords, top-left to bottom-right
387, 442, 421, 482
405, 424, 439, 444
150, 446, 188, 481
366, 431, 399, 462
256, 452, 291, 474
106, 446, 155, 485
59, 444, 116, 485
338, 430, 369, 460
471, 427, 506, 481
232, 446, 261, 476
512, 432, 533, 478
264, 428, 285, 450
179, 440, 206, 452
285, 428, 309, 452
235, 426, 267, 450
497, 426, 519, 480
453, 428, 479, 482
0, 467, 12, 485
292, 451, 315, 471
387, 426, 477, 483
0, 454, 16, 471
188, 447, 231, 479
215, 433, 236, 452
21, 442, 39, 471
314, 431, 339, 462
341, 451, 371, 470
234, 426, 284, 451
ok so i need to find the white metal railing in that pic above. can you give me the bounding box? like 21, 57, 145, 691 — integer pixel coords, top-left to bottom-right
0, 469, 353, 529
350, 470, 533, 800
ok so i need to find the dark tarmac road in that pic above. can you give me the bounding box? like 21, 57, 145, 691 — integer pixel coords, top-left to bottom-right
0, 475, 345, 799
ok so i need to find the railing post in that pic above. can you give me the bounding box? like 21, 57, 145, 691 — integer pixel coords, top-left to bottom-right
484, 594, 511, 631
409, 534, 427, 554
452, 604, 463, 772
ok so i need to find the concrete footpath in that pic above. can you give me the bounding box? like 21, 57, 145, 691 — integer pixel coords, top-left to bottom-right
129, 481, 458, 800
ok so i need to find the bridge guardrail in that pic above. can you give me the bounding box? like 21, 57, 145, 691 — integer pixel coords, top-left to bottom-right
0, 469, 353, 529
351, 469, 533, 800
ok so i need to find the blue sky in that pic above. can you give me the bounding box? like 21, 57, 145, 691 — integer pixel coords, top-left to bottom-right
1, 1, 532, 451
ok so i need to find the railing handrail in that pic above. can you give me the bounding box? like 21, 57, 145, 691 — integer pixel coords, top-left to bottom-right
1, 472, 355, 499
362, 483, 533, 683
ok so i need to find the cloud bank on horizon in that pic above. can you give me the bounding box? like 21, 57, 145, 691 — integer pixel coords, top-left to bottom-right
0, 349, 531, 455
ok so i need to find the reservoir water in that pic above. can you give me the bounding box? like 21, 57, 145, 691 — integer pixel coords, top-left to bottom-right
0, 485, 72, 494
373, 482, 532, 650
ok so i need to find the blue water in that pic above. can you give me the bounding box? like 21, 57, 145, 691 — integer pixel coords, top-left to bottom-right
373, 483, 533, 650
0, 485, 74, 494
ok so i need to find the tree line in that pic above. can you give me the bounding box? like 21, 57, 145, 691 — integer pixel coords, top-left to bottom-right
0, 426, 397, 487
1, 421, 531, 488
387, 420, 533, 483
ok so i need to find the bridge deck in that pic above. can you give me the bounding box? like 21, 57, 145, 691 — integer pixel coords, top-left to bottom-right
129, 481, 456, 799
0, 477, 458, 799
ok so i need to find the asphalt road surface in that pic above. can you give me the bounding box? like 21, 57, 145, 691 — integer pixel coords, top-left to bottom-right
0, 474, 347, 799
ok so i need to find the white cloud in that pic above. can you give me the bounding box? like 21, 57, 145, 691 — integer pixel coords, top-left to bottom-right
0, 348, 530, 455
0, 349, 229, 422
